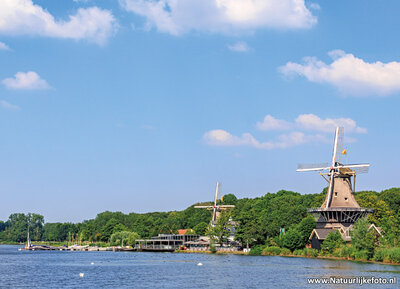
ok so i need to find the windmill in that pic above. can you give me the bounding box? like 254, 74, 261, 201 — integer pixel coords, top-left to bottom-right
194, 182, 235, 227
297, 127, 373, 231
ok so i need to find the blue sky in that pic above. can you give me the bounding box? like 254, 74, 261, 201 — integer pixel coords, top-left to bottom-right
0, 0, 399, 222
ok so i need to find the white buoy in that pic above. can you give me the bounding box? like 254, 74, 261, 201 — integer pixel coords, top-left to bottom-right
197, 262, 203, 266
79, 273, 84, 278
90, 262, 94, 265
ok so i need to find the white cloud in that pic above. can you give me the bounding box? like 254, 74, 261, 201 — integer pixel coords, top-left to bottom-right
203, 129, 323, 150
227, 41, 250, 52
279, 50, 400, 96
2, 71, 50, 90
0, 41, 10, 50
256, 115, 291, 131
0, 100, 20, 110
120, 0, 317, 35
256, 113, 366, 134
295, 114, 367, 134
0, 0, 117, 45
204, 113, 366, 150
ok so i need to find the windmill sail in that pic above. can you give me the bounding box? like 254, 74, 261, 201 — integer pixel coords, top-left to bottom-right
334, 127, 344, 164
297, 163, 329, 172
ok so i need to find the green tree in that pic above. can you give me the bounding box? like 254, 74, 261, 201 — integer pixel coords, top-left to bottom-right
282, 229, 303, 251
110, 231, 139, 246
351, 218, 376, 259
295, 215, 316, 246
206, 211, 231, 246
100, 218, 120, 241
322, 231, 344, 253
223, 194, 238, 206
193, 222, 208, 235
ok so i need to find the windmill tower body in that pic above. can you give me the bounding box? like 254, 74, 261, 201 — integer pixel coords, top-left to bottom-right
297, 127, 373, 249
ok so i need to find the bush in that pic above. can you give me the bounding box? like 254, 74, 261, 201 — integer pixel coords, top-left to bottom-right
209, 244, 217, 254
280, 248, 291, 256
374, 248, 388, 262
249, 244, 265, 255
305, 248, 319, 257
354, 250, 369, 261
322, 231, 344, 254
282, 230, 303, 251
293, 249, 303, 256
338, 245, 351, 258
110, 231, 139, 246
262, 246, 281, 256
387, 247, 400, 263
373, 247, 400, 263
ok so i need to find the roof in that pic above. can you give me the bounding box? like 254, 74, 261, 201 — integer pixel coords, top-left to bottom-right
368, 224, 383, 236
178, 229, 187, 235
309, 228, 338, 240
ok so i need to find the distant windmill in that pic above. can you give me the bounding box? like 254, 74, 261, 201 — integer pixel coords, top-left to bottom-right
194, 182, 235, 227
297, 127, 373, 249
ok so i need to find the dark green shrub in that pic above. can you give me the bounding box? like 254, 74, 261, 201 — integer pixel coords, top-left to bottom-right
249, 244, 265, 255
293, 249, 303, 256
262, 246, 281, 256
388, 247, 400, 263
374, 248, 387, 262
280, 248, 291, 256
209, 244, 217, 254
322, 231, 344, 254
354, 250, 369, 261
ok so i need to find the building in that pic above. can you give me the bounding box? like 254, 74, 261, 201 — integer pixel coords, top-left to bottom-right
135, 234, 199, 252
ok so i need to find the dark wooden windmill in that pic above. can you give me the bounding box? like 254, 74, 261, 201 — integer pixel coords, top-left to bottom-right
297, 127, 373, 249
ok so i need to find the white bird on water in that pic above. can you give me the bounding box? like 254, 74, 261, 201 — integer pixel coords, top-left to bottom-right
197, 263, 203, 266
79, 273, 84, 278
90, 262, 94, 265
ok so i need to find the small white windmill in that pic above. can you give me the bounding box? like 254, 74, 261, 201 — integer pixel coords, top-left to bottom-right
194, 182, 235, 227
297, 127, 373, 223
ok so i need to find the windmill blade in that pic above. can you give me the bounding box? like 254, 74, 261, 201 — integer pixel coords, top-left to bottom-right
297, 163, 329, 172
325, 173, 334, 209
339, 163, 370, 174
333, 127, 344, 164
214, 182, 220, 207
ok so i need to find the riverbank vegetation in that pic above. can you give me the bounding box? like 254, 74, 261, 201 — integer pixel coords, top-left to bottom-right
1, 188, 399, 264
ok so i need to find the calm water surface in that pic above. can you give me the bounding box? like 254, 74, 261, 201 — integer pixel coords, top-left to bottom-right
0, 245, 399, 288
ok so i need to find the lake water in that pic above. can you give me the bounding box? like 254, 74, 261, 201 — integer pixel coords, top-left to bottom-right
0, 245, 398, 288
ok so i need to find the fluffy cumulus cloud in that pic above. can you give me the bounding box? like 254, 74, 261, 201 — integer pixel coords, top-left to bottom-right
256, 115, 291, 131
120, 0, 317, 35
203, 129, 308, 150
279, 50, 400, 96
2, 71, 50, 90
0, 100, 20, 110
257, 114, 366, 134
204, 113, 366, 150
0, 0, 117, 45
227, 41, 250, 52
295, 114, 367, 133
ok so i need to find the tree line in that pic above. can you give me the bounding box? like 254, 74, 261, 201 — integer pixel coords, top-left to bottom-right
1, 188, 399, 254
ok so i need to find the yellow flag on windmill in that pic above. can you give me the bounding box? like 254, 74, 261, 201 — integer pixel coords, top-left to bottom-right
342, 149, 347, 155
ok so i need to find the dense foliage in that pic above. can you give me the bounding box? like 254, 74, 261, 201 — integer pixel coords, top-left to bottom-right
1, 187, 399, 260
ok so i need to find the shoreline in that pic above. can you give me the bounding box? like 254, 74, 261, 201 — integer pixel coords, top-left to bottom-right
2, 243, 399, 266
175, 249, 400, 265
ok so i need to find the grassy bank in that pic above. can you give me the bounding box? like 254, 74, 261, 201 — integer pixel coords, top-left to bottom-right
259, 246, 400, 265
